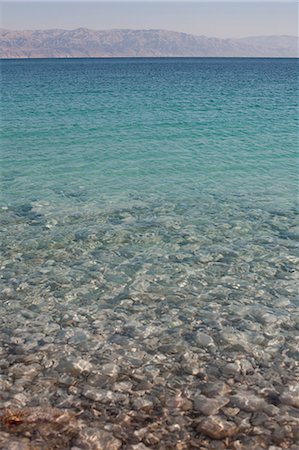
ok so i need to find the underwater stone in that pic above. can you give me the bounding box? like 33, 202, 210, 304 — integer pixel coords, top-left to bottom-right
68, 330, 90, 344
166, 396, 193, 411
83, 388, 127, 405
113, 381, 133, 392
193, 395, 230, 415
196, 332, 215, 348
83, 389, 113, 403
0, 437, 31, 450
101, 363, 120, 377
200, 381, 231, 398
197, 416, 238, 439
239, 359, 255, 375
222, 362, 241, 376
222, 407, 240, 417
132, 397, 153, 411
58, 357, 93, 375
9, 364, 39, 380
75, 428, 122, 450
230, 394, 267, 412
129, 444, 151, 450
280, 385, 299, 408
11, 393, 28, 407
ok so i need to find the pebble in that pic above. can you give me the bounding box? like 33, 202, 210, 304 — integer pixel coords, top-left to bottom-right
101, 363, 120, 377
280, 385, 299, 408
113, 381, 133, 392
196, 332, 215, 348
68, 330, 90, 344
200, 381, 231, 397
166, 396, 193, 411
11, 393, 28, 407
58, 357, 93, 375
222, 406, 240, 417
239, 359, 255, 375
193, 395, 230, 415
75, 428, 122, 450
83, 388, 119, 403
222, 362, 241, 376
197, 416, 238, 439
230, 394, 267, 412
129, 444, 151, 450
132, 397, 153, 411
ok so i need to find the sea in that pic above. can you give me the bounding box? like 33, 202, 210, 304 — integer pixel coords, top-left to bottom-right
0, 58, 298, 448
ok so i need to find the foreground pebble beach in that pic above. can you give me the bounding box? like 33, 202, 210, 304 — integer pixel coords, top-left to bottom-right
1, 58, 298, 448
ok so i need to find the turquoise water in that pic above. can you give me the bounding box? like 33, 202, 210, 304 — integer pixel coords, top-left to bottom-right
0, 58, 298, 448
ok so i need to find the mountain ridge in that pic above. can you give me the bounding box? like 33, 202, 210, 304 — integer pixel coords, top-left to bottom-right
1, 28, 298, 58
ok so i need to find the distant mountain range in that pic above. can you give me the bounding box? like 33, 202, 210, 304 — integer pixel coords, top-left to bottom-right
0, 28, 298, 58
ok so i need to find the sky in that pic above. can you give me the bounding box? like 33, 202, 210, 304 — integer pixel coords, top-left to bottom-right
1, 1, 298, 38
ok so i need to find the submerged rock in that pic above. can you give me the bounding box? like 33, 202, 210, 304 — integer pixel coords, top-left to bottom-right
199, 381, 231, 398
129, 444, 151, 450
101, 363, 120, 377
280, 385, 299, 408
197, 415, 238, 439
230, 394, 267, 412
58, 357, 93, 375
0, 407, 78, 447
75, 428, 122, 450
132, 397, 153, 411
196, 332, 215, 348
193, 395, 230, 415
222, 361, 241, 376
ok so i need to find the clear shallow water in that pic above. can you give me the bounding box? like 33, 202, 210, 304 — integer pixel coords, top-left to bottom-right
0, 58, 298, 449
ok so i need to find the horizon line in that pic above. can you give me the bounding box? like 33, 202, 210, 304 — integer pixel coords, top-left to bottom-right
2, 56, 299, 61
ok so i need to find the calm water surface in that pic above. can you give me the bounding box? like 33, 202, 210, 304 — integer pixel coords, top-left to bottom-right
0, 58, 298, 448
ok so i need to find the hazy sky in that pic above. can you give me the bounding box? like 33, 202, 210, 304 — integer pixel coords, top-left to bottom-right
1, 2, 298, 38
